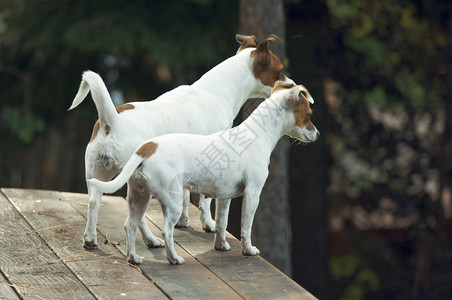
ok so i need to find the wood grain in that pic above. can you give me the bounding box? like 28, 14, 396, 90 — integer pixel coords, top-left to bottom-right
1, 188, 316, 300
146, 198, 316, 300
2, 188, 168, 300
64, 192, 243, 300
0, 273, 20, 300
0, 191, 93, 299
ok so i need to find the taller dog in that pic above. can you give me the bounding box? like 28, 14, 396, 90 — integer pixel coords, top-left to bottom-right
69, 34, 292, 249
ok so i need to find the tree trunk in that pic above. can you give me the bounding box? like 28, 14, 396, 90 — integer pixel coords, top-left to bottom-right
237, 0, 292, 276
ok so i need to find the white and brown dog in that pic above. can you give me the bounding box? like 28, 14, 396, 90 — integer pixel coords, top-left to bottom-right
69, 34, 293, 250
88, 81, 319, 265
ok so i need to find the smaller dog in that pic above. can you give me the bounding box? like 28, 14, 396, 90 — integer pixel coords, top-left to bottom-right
89, 81, 319, 265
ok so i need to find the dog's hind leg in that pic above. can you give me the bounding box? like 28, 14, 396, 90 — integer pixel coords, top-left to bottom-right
84, 185, 103, 249
199, 194, 216, 232
160, 187, 185, 265
84, 167, 116, 249
214, 198, 231, 251
175, 189, 190, 228
124, 179, 151, 265
240, 191, 261, 256
139, 214, 164, 248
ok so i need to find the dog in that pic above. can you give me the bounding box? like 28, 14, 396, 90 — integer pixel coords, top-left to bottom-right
69, 34, 293, 250
88, 81, 319, 265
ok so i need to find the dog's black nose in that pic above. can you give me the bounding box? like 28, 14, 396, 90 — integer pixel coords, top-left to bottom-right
316, 131, 320, 139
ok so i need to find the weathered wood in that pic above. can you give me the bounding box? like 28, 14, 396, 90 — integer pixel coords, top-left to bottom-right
0, 273, 20, 300
2, 188, 167, 300
0, 191, 93, 299
1, 188, 315, 299
64, 192, 243, 300
146, 198, 316, 300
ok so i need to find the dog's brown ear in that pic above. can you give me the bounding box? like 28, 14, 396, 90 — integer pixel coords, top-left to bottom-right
252, 34, 283, 64
272, 81, 295, 94
255, 34, 283, 54
236, 34, 258, 53
262, 34, 283, 45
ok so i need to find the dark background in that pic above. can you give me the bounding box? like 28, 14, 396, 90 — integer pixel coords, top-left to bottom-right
1, 1, 451, 299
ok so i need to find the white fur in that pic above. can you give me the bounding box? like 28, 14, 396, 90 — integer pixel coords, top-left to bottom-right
69, 39, 292, 249
89, 84, 319, 265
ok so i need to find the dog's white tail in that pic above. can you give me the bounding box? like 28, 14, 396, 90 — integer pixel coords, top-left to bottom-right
88, 154, 146, 194
68, 71, 118, 124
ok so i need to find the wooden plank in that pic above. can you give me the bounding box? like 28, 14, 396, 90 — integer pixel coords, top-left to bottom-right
0, 273, 20, 300
64, 191, 244, 300
0, 191, 93, 300
147, 198, 317, 300
2, 188, 168, 300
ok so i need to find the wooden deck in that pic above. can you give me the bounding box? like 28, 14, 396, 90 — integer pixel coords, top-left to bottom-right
0, 188, 315, 300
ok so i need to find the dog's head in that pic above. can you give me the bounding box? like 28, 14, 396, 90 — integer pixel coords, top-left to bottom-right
272, 81, 319, 143
236, 34, 294, 98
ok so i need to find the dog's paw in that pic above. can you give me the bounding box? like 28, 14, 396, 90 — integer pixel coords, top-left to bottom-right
83, 240, 98, 250
167, 255, 185, 265
146, 237, 165, 248
202, 219, 216, 232
242, 246, 260, 256
175, 217, 190, 228
128, 254, 143, 265
214, 240, 231, 251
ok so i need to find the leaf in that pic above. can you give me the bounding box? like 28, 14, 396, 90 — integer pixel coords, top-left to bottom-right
364, 86, 387, 106
330, 255, 359, 278
3, 107, 46, 144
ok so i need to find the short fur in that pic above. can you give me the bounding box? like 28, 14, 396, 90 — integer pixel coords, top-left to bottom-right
89, 82, 319, 265
69, 35, 293, 250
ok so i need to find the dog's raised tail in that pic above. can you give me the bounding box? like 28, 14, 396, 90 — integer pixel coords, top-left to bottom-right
68, 71, 118, 124
88, 154, 146, 194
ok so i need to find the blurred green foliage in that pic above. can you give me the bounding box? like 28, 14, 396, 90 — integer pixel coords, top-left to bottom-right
330, 255, 380, 300
0, 0, 238, 147
3, 106, 45, 144
327, 0, 447, 109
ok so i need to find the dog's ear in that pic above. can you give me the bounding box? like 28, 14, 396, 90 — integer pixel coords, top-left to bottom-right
299, 85, 314, 104
254, 34, 283, 55
279, 84, 314, 106
272, 80, 295, 94
262, 34, 283, 45
252, 34, 283, 66
236, 34, 258, 53
295, 85, 315, 104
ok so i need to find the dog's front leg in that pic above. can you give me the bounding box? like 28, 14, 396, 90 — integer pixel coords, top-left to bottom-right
199, 194, 216, 232
214, 198, 231, 251
240, 192, 260, 256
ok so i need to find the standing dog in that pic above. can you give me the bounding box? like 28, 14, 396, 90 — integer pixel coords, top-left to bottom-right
88, 81, 319, 265
69, 34, 293, 250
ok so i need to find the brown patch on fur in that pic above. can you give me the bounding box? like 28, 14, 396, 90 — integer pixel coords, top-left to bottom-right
293, 95, 315, 130
251, 38, 284, 87
115, 103, 135, 114
89, 120, 100, 143
236, 34, 258, 53
88, 104, 134, 144
136, 142, 158, 159
272, 81, 295, 94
